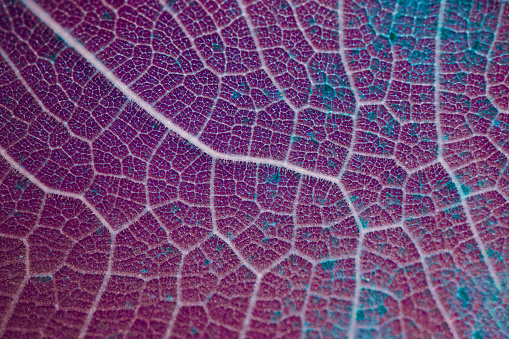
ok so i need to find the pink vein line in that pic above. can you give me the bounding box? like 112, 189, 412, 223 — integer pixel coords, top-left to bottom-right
19, 0, 339, 185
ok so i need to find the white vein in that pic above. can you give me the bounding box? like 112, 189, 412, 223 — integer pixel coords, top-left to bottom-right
12, 0, 507, 338
433, 0, 502, 291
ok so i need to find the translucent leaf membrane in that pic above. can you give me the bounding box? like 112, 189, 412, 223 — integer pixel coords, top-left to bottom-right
0, 0, 508, 338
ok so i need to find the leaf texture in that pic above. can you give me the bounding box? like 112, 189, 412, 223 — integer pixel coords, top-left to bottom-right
0, 0, 508, 338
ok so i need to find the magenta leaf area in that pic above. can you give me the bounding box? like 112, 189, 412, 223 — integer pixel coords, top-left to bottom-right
0, 0, 509, 338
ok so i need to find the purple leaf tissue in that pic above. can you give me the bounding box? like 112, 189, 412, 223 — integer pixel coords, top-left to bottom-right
0, 0, 508, 337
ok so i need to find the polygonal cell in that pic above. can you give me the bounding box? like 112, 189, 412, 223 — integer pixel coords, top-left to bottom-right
206, 265, 256, 330
467, 191, 509, 282
296, 176, 351, 226
256, 165, 300, 215
489, 113, 509, 153
250, 100, 294, 161
86, 275, 177, 338
404, 164, 461, 217
289, 109, 352, 176
386, 81, 435, 123
248, 256, 311, 338
9, 112, 93, 193
405, 205, 473, 254
221, 74, 256, 109
0, 237, 26, 321
354, 127, 397, 156
180, 236, 240, 304
487, 3, 509, 110
28, 227, 73, 275
344, 0, 395, 101
439, 92, 499, 140
304, 295, 352, 339
233, 212, 293, 271
311, 258, 356, 298
295, 216, 359, 261
0, 170, 44, 237
245, 69, 281, 109
342, 156, 406, 228
357, 105, 400, 141
395, 122, 438, 170
425, 252, 506, 338
85, 175, 146, 230
356, 289, 400, 334
113, 215, 181, 278
294, 0, 340, 50
214, 160, 259, 239
150, 133, 212, 207
155, 202, 213, 250
308, 54, 356, 114
304, 259, 356, 337
200, 99, 256, 156
40, 194, 102, 241
171, 305, 239, 338
220, 16, 261, 72
443, 136, 507, 193
363, 228, 420, 265
358, 252, 448, 337
126, 277, 179, 338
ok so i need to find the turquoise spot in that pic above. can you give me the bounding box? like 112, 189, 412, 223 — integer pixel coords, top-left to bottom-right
389, 32, 397, 42
141, 269, 147, 273
321, 261, 335, 270
356, 310, 365, 321
461, 184, 470, 195
36, 276, 52, 283
457, 287, 469, 307
378, 305, 388, 316
321, 84, 335, 99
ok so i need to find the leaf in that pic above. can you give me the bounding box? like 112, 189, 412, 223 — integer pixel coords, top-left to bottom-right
0, 0, 508, 338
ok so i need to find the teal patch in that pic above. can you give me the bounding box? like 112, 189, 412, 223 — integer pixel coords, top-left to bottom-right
378, 305, 388, 316
356, 310, 365, 321
321, 261, 335, 270
457, 287, 469, 307
321, 84, 335, 99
